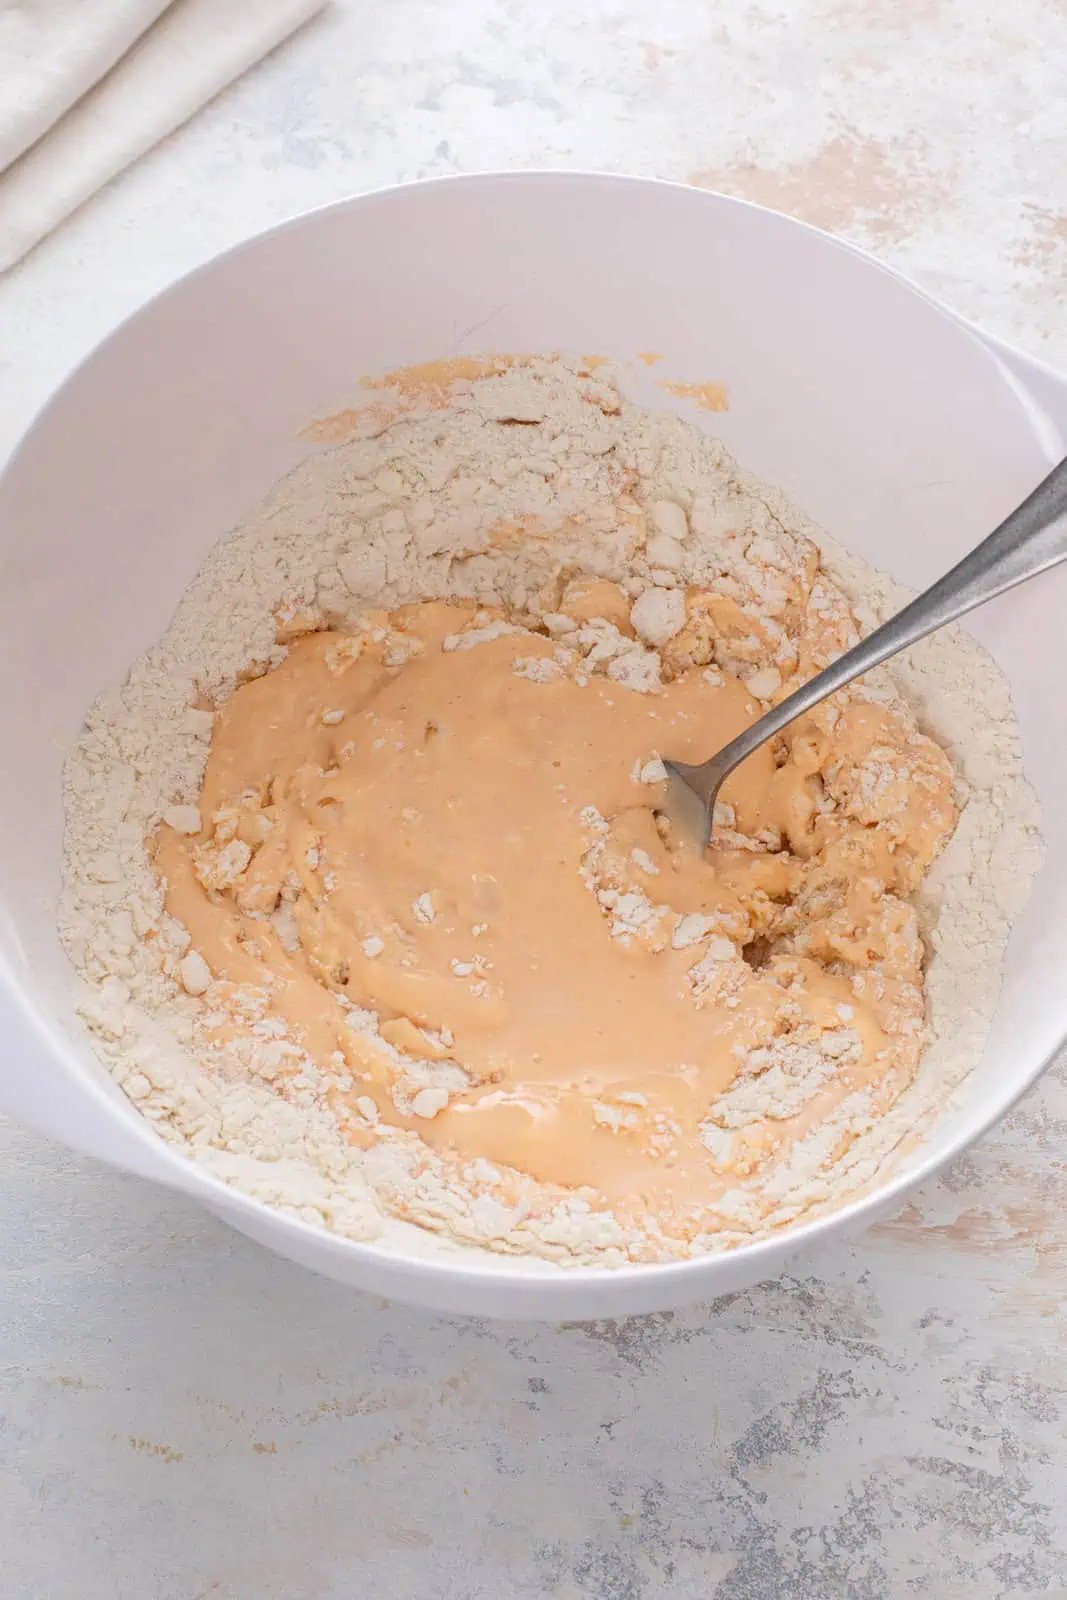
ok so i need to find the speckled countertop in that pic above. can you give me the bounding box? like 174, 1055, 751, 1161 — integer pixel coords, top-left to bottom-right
3, 3, 1067, 1597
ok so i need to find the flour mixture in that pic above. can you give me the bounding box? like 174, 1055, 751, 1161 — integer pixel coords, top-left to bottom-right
60, 356, 1042, 1264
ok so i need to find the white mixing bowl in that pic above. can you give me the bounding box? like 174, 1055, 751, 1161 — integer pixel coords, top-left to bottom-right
2, 173, 1066, 1320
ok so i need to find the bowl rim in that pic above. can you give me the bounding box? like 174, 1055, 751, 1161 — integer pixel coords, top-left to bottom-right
4, 166, 1065, 1299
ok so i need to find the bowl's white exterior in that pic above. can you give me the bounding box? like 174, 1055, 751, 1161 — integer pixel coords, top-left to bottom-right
1, 172, 1065, 1320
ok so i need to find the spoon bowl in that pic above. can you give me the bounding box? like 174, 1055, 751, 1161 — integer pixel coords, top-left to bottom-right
1, 171, 1066, 1317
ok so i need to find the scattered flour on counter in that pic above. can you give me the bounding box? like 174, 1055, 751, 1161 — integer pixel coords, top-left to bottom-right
59, 355, 1043, 1266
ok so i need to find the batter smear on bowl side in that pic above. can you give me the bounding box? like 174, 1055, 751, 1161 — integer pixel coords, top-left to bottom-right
60, 357, 1042, 1264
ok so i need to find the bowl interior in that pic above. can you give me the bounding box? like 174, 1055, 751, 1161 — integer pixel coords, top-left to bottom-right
1, 173, 1065, 1310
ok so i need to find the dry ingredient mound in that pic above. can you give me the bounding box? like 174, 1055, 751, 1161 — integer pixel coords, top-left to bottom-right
59, 355, 1042, 1267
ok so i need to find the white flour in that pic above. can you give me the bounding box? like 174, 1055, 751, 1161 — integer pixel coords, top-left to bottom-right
59, 356, 1043, 1266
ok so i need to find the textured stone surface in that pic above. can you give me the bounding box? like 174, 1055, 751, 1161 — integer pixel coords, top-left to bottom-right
3, 2, 1067, 1595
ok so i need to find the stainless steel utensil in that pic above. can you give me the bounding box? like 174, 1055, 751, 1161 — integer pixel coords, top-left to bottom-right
665, 455, 1067, 847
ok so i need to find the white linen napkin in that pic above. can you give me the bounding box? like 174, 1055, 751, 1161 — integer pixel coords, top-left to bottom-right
0, 0, 326, 273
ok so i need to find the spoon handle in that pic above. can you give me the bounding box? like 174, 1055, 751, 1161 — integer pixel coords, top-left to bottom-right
695, 453, 1067, 786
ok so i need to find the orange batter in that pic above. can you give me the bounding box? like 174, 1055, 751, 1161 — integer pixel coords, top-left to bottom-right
153, 590, 956, 1239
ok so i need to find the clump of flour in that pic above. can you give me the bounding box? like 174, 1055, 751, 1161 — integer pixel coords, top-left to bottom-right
59, 356, 1042, 1266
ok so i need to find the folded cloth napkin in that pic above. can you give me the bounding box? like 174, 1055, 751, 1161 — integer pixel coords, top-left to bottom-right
0, 0, 326, 273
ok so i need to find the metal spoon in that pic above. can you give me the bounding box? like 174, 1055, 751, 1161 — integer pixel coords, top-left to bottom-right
665, 454, 1067, 848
